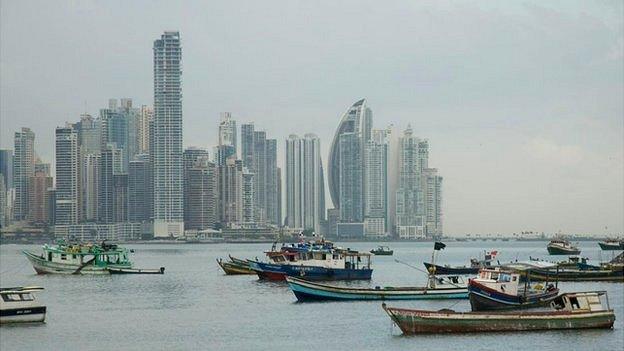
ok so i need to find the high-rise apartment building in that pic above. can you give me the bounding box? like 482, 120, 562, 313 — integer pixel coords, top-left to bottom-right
328, 100, 372, 233
265, 139, 280, 226
137, 105, 153, 155
363, 129, 388, 237
285, 134, 325, 234
55, 126, 80, 225
13, 128, 35, 221
82, 154, 99, 221
0, 149, 13, 190
128, 155, 152, 222
153, 31, 184, 237
218, 158, 254, 227
29, 168, 53, 225
218, 112, 237, 155
184, 158, 217, 230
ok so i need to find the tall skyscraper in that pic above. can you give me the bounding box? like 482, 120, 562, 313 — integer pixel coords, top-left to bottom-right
137, 105, 153, 155
328, 99, 372, 229
285, 134, 325, 234
218, 112, 237, 155
218, 158, 254, 227
423, 168, 443, 237
128, 155, 152, 222
82, 154, 99, 221
363, 129, 388, 237
76, 114, 101, 155
265, 139, 280, 226
113, 174, 128, 222
241, 123, 255, 170
13, 128, 35, 221
396, 126, 429, 239
0, 149, 13, 190
153, 31, 183, 237
98, 147, 116, 223
55, 126, 80, 225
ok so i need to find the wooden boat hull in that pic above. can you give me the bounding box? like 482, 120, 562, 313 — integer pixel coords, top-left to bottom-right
383, 305, 615, 334
547, 245, 581, 255
249, 261, 373, 281
23, 250, 130, 275
528, 269, 624, 282
286, 277, 467, 302
423, 262, 478, 275
0, 306, 47, 324
108, 267, 165, 274
217, 259, 255, 275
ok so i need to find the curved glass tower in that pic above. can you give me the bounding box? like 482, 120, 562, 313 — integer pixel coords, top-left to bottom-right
327, 99, 372, 221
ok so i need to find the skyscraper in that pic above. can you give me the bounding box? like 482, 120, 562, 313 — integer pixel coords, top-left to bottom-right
241, 123, 255, 170
265, 139, 280, 226
285, 134, 325, 234
98, 147, 116, 223
13, 128, 35, 221
137, 105, 153, 155
82, 153, 99, 221
218, 158, 254, 227
328, 99, 372, 230
396, 126, 428, 239
0, 149, 13, 190
29, 163, 53, 225
218, 112, 237, 155
55, 126, 80, 225
184, 157, 217, 230
153, 31, 183, 237
423, 168, 443, 237
128, 155, 152, 222
363, 129, 388, 237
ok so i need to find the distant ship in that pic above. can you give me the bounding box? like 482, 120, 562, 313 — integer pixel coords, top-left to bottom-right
598, 238, 624, 251
547, 239, 581, 255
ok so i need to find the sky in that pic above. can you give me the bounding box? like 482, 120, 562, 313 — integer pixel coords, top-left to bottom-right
1, 0, 622, 235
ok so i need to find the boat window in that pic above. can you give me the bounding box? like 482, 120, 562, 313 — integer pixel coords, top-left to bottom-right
48, 252, 52, 261
20, 293, 34, 301
61, 253, 67, 260
569, 297, 580, 309
491, 272, 499, 280
322, 254, 327, 260
1, 294, 22, 302
512, 276, 517, 282
72, 254, 77, 259
333, 254, 339, 260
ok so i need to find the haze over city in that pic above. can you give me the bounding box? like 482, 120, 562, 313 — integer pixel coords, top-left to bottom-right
1, 0, 622, 235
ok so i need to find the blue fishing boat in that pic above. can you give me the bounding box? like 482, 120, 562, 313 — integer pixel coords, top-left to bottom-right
468, 263, 560, 311
248, 248, 373, 281
286, 275, 467, 302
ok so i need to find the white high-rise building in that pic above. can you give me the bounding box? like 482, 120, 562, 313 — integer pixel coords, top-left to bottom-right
285, 134, 325, 234
55, 126, 81, 225
218, 112, 237, 153
137, 105, 153, 155
153, 31, 184, 237
363, 129, 388, 237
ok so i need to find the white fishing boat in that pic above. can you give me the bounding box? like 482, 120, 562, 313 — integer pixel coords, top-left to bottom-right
0, 286, 46, 324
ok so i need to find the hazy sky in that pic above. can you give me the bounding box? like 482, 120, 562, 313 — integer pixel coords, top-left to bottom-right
1, 0, 622, 235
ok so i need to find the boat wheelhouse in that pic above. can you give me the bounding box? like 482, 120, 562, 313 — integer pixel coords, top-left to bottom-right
599, 238, 624, 251
468, 262, 559, 311
0, 286, 46, 324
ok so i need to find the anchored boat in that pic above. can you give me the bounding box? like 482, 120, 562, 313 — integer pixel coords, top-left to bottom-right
249, 245, 373, 281
23, 240, 164, 275
599, 238, 624, 251
547, 239, 581, 255
217, 257, 255, 275
0, 286, 46, 324
286, 275, 467, 302
423, 250, 498, 275
370, 246, 393, 256
383, 291, 615, 334
468, 263, 559, 311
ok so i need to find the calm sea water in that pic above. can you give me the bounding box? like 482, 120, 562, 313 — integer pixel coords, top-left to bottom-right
1, 241, 622, 351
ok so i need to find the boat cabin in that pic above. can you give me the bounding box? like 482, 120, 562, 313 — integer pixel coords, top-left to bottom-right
474, 268, 521, 295
550, 291, 610, 313
40, 243, 131, 267
266, 248, 371, 270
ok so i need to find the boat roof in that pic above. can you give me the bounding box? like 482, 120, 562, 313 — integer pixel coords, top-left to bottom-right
0, 286, 44, 294
503, 261, 558, 270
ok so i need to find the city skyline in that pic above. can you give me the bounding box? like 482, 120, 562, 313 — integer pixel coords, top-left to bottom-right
1, 1, 622, 234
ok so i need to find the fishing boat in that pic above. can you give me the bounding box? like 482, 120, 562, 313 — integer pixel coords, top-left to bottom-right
423, 250, 498, 275
527, 265, 623, 282
599, 238, 624, 251
286, 275, 467, 302
382, 291, 615, 334
216, 257, 255, 275
370, 246, 393, 256
468, 263, 559, 311
248, 248, 373, 281
23, 240, 164, 275
547, 239, 581, 255
0, 286, 46, 324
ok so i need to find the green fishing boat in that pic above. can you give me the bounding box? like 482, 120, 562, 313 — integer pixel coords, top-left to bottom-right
23, 240, 162, 275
